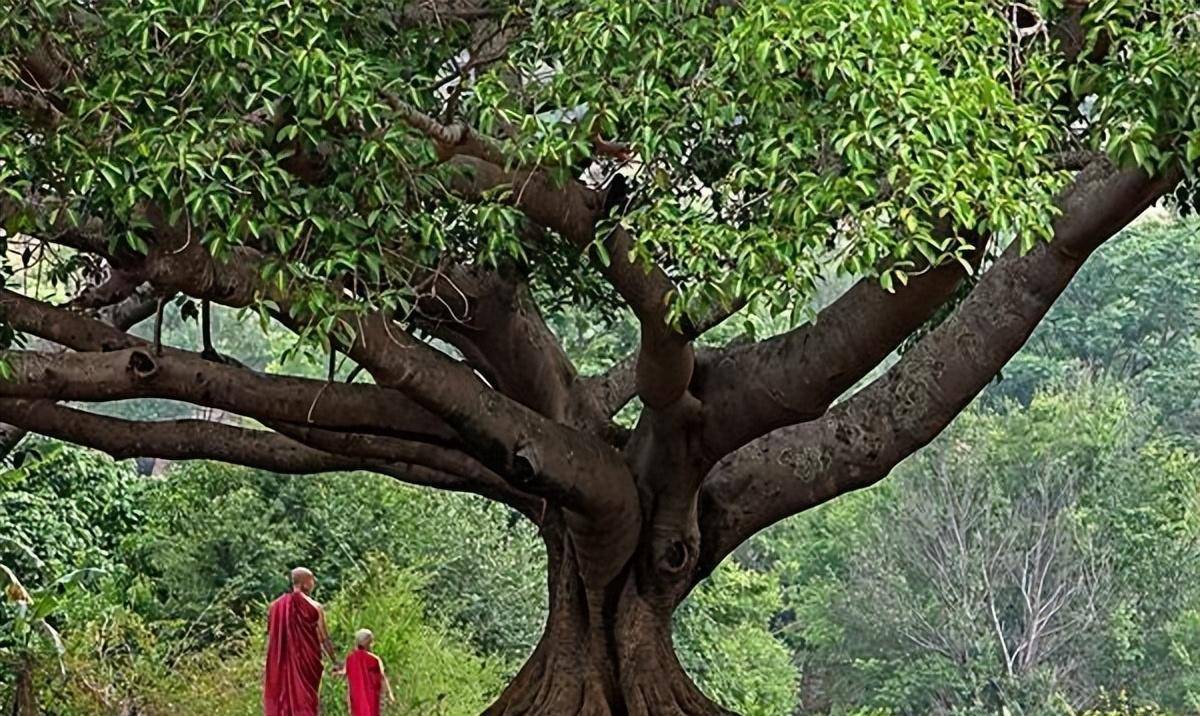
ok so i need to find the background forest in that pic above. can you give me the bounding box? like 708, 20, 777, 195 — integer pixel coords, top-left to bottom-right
3, 215, 1200, 715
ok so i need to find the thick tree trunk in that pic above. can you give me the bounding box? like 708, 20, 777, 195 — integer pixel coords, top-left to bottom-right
487, 498, 733, 716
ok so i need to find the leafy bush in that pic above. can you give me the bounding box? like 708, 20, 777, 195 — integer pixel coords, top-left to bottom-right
1070, 691, 1172, 716
0, 441, 142, 580
677, 562, 799, 715
320, 559, 507, 715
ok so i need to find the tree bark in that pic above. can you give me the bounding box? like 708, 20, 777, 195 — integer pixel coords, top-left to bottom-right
487, 514, 733, 716
0, 425, 24, 461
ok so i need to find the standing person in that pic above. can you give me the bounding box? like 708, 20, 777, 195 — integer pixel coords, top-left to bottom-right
345, 629, 396, 716
263, 567, 343, 716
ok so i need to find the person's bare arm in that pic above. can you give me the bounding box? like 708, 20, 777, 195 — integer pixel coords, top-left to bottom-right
314, 606, 343, 669
379, 659, 396, 704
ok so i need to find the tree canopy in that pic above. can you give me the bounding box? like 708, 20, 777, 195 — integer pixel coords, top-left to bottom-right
1, 1, 1197, 321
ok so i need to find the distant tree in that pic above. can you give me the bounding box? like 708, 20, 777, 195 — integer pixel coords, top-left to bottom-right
996, 218, 1200, 435
797, 380, 1200, 714
674, 563, 798, 716
1, 2, 1197, 711
115, 460, 549, 653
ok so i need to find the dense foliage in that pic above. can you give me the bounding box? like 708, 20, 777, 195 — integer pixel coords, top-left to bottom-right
2, 0, 1198, 324
994, 218, 1200, 435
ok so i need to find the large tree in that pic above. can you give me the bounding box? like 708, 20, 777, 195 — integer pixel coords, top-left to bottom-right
0, 1, 1196, 712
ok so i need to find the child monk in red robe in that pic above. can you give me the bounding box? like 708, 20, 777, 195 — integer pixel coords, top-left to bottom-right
263, 567, 342, 716
345, 629, 396, 716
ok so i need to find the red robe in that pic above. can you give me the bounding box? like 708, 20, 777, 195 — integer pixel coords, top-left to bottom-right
346, 648, 383, 716
263, 591, 324, 716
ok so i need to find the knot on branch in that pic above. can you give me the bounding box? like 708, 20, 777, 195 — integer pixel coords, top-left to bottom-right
663, 540, 689, 572
512, 442, 542, 485
655, 537, 695, 576
126, 350, 159, 380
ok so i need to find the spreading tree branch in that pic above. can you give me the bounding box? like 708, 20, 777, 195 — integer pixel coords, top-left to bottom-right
579, 353, 638, 419
0, 292, 544, 514
392, 0, 503, 28
21, 204, 636, 531
1, 288, 161, 354
0, 400, 481, 495
412, 264, 616, 438
451, 155, 694, 408
344, 312, 637, 521
0, 347, 458, 445
393, 100, 696, 410
0, 85, 63, 128
0, 283, 159, 460
0, 424, 24, 457
696, 164, 1180, 575
695, 232, 988, 459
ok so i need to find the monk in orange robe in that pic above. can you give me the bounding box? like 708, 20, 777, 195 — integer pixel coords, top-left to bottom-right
263, 567, 342, 716
345, 628, 395, 716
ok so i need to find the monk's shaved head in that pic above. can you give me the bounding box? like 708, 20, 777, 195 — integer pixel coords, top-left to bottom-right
355, 628, 374, 648
290, 567, 316, 593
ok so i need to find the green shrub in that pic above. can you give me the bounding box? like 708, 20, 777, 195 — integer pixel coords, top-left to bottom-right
676, 562, 799, 715
1071, 691, 1171, 716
